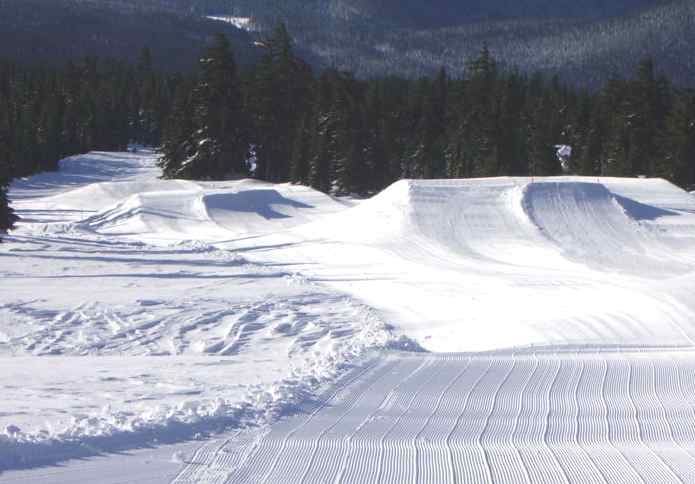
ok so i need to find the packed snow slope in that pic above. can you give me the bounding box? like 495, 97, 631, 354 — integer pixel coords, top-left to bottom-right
0, 151, 394, 470
43, 163, 695, 353
3, 150, 695, 478
176, 348, 695, 484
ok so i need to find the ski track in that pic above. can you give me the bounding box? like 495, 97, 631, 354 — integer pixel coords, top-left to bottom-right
0, 294, 371, 358
174, 350, 695, 484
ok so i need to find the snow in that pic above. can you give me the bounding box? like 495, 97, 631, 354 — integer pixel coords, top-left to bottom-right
3, 149, 695, 480
0, 151, 394, 470
206, 16, 256, 31
177, 348, 695, 484
213, 177, 695, 352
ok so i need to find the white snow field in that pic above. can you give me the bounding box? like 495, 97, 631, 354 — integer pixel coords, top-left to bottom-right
2, 149, 695, 482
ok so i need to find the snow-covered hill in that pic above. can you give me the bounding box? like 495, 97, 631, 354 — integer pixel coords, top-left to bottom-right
2, 150, 695, 480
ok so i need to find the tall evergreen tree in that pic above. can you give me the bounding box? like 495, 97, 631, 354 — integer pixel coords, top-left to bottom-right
0, 187, 15, 239
159, 82, 195, 178
659, 90, 695, 187
290, 113, 312, 184
0, 156, 17, 239
308, 71, 339, 193
148, 31, 695, 195
252, 22, 312, 182
408, 67, 448, 179
176, 34, 248, 180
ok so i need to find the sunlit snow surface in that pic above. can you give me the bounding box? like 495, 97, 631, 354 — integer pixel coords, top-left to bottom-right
0, 151, 393, 470
2, 150, 695, 481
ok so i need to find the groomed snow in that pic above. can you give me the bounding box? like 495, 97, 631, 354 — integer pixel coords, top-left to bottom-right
177, 348, 695, 484
2, 149, 695, 481
216, 177, 695, 352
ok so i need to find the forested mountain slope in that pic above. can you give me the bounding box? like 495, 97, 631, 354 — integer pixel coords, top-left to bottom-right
230, 0, 693, 83
0, 0, 693, 82
0, 0, 258, 71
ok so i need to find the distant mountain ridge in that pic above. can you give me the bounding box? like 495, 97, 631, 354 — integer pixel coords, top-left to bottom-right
225, 0, 693, 84
0, 0, 693, 84
0, 0, 258, 71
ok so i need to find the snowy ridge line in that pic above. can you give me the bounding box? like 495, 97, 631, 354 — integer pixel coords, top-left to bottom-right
178, 350, 695, 484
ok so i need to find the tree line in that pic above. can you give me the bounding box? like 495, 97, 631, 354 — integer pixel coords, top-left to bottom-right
3, 28, 695, 239
160, 27, 695, 196
0, 50, 176, 237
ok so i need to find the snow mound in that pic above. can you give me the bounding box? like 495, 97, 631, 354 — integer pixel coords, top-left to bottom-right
202, 184, 349, 234
77, 182, 351, 242
522, 181, 688, 271
315, 177, 695, 275
40, 180, 199, 212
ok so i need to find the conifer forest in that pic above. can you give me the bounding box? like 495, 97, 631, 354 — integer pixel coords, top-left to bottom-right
2, 26, 695, 237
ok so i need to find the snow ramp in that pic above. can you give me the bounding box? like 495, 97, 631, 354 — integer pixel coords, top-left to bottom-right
324, 177, 695, 276
278, 177, 695, 351
77, 181, 351, 242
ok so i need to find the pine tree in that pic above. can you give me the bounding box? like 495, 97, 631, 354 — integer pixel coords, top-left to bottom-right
603, 120, 630, 176
177, 34, 248, 180
527, 92, 562, 176
408, 67, 449, 179
578, 105, 605, 176
252, 22, 312, 182
290, 113, 312, 184
659, 90, 695, 187
308, 111, 333, 193
332, 77, 363, 195
465, 46, 500, 177
0, 156, 17, 239
624, 59, 667, 177
159, 82, 195, 178
308, 72, 338, 193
